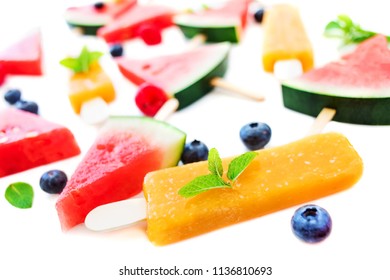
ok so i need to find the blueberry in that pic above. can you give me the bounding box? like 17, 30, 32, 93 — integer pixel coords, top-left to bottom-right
181, 140, 209, 164
93, 2, 105, 9
15, 100, 39, 114
291, 204, 332, 243
239, 122, 271, 150
109, 44, 124, 57
40, 170, 68, 194
254, 8, 265, 23
4, 89, 21, 104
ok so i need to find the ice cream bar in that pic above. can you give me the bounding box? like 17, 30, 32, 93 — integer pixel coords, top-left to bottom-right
68, 62, 116, 114
143, 132, 363, 245
262, 4, 314, 73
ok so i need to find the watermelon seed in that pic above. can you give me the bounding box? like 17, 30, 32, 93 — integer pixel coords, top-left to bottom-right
142, 64, 151, 70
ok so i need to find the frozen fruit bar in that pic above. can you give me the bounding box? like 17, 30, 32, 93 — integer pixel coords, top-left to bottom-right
143, 132, 363, 245
262, 4, 314, 72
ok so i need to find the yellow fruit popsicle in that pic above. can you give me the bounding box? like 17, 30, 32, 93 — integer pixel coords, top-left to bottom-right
143, 132, 363, 245
262, 4, 314, 73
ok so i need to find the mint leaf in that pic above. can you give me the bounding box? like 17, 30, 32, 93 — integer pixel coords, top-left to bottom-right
5, 182, 34, 209
178, 174, 231, 198
60, 46, 103, 73
227, 151, 257, 181
208, 148, 223, 177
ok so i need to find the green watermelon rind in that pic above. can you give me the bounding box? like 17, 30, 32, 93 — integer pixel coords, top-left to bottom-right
281, 84, 390, 125
102, 116, 186, 167
174, 48, 229, 110
174, 15, 240, 43
66, 22, 102, 35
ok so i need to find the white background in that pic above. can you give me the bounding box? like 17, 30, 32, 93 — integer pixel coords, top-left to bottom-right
1, 0, 389, 279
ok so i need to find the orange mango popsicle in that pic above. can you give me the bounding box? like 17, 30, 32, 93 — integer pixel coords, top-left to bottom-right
143, 132, 363, 245
262, 4, 314, 72
68, 62, 115, 114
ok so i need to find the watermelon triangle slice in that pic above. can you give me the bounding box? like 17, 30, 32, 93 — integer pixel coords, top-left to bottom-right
116, 42, 230, 110
0, 29, 42, 75
174, 0, 251, 43
97, 4, 175, 44
64, 0, 137, 35
282, 34, 390, 125
55, 116, 186, 231
0, 108, 80, 177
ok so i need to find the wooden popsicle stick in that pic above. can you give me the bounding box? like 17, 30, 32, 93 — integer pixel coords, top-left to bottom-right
210, 77, 265, 101
154, 98, 179, 121
85, 198, 147, 231
307, 107, 336, 135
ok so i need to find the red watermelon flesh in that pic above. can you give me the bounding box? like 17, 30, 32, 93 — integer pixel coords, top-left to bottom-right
0, 29, 42, 76
0, 108, 80, 178
56, 116, 186, 231
293, 34, 390, 91
97, 4, 175, 43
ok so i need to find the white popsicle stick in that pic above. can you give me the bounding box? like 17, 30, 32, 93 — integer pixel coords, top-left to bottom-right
154, 98, 179, 121
85, 198, 147, 231
307, 107, 336, 135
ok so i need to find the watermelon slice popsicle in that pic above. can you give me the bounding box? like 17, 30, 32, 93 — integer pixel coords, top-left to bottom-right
85, 132, 363, 245
173, 0, 251, 43
262, 4, 314, 79
117, 42, 264, 117
283, 34, 390, 126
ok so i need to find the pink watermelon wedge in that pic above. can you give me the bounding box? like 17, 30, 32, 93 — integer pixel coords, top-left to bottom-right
97, 4, 175, 44
56, 116, 186, 231
174, 0, 251, 43
0, 108, 80, 178
116, 42, 230, 110
282, 34, 390, 125
0, 29, 42, 76
64, 0, 137, 35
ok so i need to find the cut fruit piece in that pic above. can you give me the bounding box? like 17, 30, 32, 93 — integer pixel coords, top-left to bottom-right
97, 4, 175, 44
68, 62, 116, 114
174, 0, 251, 43
116, 42, 230, 110
282, 34, 390, 125
56, 116, 186, 231
64, 0, 137, 35
0, 29, 42, 75
0, 108, 80, 178
144, 132, 363, 245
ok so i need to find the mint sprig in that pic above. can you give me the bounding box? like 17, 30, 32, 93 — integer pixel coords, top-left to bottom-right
5, 182, 34, 209
178, 148, 257, 198
324, 15, 390, 46
60, 46, 103, 73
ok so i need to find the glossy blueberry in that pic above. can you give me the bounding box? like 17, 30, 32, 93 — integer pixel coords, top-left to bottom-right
40, 170, 68, 194
4, 89, 21, 104
254, 8, 265, 23
291, 204, 332, 243
239, 122, 271, 150
109, 44, 124, 57
181, 140, 209, 164
15, 100, 39, 114
94, 2, 105, 10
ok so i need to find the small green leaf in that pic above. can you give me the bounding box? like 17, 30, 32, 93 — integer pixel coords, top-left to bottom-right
208, 148, 223, 177
337, 14, 353, 27
178, 174, 231, 198
324, 21, 341, 31
5, 182, 34, 209
60, 46, 103, 73
227, 151, 257, 181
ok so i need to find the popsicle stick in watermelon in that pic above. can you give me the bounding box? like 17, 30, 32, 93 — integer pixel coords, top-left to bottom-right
173, 0, 251, 43
282, 34, 390, 125
55, 115, 186, 231
64, 0, 137, 35
97, 3, 176, 45
0, 108, 81, 178
117, 42, 264, 117
0, 29, 43, 77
